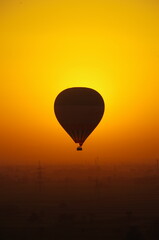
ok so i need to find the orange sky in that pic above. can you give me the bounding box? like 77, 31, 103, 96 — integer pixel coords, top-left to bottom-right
1, 0, 159, 165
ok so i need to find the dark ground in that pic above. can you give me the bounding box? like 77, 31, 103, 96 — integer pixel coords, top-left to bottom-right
0, 162, 159, 240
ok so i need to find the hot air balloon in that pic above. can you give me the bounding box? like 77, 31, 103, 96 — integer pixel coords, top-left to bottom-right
54, 87, 105, 150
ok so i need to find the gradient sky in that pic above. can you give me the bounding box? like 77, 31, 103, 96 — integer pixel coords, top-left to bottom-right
1, 0, 159, 165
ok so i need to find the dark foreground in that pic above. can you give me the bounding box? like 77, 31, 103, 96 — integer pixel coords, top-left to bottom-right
0, 163, 159, 240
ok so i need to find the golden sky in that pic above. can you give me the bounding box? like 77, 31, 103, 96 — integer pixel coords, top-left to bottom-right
1, 0, 159, 165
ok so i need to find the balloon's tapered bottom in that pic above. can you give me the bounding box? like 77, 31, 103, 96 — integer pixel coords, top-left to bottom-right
77, 146, 82, 151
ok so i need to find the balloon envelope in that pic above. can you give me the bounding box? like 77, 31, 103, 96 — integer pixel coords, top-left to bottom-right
54, 87, 105, 150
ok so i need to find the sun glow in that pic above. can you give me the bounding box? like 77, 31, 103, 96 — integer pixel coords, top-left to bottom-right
1, 0, 159, 165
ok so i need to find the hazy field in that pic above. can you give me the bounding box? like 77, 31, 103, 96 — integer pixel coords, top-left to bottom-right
0, 162, 159, 239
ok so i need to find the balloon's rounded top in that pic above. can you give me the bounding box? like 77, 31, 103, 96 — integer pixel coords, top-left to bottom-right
55, 87, 104, 106
54, 87, 105, 150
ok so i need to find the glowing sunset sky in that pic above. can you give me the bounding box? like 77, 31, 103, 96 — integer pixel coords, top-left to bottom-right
1, 0, 159, 165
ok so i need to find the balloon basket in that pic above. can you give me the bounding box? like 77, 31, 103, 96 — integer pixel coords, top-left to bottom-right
77, 146, 82, 151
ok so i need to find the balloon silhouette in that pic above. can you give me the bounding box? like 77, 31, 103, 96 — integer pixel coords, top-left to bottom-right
54, 87, 105, 150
